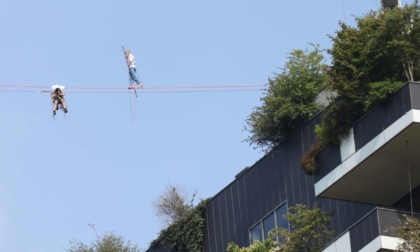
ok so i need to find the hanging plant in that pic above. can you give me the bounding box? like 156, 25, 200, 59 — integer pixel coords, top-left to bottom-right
301, 142, 320, 175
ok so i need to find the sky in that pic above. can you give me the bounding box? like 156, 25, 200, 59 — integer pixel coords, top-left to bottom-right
0, 0, 414, 251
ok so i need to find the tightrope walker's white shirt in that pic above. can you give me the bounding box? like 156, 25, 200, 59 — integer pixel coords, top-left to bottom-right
128, 54, 136, 68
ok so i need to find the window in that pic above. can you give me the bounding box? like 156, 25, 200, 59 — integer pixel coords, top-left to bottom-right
263, 213, 275, 239
249, 202, 288, 242
276, 203, 288, 230
250, 222, 262, 242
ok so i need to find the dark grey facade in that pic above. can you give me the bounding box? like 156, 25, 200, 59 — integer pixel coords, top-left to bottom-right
203, 99, 373, 251
204, 82, 420, 251
149, 82, 420, 252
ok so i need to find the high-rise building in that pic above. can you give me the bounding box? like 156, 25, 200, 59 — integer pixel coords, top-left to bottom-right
148, 82, 420, 252
196, 82, 420, 252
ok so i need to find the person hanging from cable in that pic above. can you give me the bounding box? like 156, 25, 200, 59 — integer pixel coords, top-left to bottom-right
51, 85, 68, 116
124, 49, 143, 89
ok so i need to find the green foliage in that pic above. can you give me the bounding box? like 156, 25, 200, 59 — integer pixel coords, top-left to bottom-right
315, 97, 365, 148
328, 3, 419, 97
301, 142, 320, 175
245, 46, 328, 151
315, 3, 419, 151
226, 204, 333, 252
377, 4, 420, 82
149, 199, 208, 252
67, 228, 141, 252
227, 231, 280, 252
364, 80, 403, 110
314, 79, 401, 149
395, 215, 420, 252
275, 204, 333, 252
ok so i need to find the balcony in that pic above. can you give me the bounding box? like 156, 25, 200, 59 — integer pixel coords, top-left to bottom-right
323, 208, 420, 252
315, 82, 420, 207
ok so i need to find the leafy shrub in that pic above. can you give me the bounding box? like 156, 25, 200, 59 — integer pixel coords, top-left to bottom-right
149, 199, 208, 252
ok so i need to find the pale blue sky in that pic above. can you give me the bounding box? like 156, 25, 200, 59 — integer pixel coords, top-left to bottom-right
0, 0, 413, 251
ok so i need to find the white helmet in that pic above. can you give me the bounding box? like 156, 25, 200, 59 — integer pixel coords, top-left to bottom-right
51, 84, 65, 90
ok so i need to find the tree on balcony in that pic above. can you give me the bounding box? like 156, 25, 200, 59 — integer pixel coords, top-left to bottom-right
245, 46, 328, 151
247, 3, 420, 165
227, 204, 333, 252
315, 2, 420, 150
395, 215, 420, 252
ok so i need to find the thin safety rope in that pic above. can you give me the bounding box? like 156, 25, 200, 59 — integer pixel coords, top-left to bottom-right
128, 89, 135, 124
341, 0, 347, 23
405, 140, 414, 218
125, 70, 136, 124
133, 90, 137, 123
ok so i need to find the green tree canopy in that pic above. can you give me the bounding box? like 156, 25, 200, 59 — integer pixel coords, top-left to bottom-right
227, 204, 333, 252
66, 226, 141, 252
328, 2, 420, 100
227, 233, 279, 252
274, 204, 333, 252
316, 2, 420, 147
246, 46, 328, 151
395, 215, 420, 252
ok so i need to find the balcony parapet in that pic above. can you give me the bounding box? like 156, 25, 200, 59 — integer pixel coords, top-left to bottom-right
314, 83, 420, 206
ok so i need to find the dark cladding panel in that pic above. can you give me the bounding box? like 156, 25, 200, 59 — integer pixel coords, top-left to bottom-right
278, 154, 288, 203
204, 201, 216, 252
314, 144, 341, 182
388, 83, 412, 122
350, 210, 379, 252
250, 160, 269, 221
275, 133, 303, 207
354, 105, 387, 149
268, 153, 284, 210
237, 172, 251, 227
256, 155, 280, 214
301, 114, 321, 154
368, 210, 379, 238
226, 187, 235, 244
265, 159, 277, 212
300, 116, 320, 206
335, 200, 348, 232
292, 162, 304, 205
212, 197, 223, 252
218, 191, 228, 248
238, 175, 251, 245
297, 153, 316, 206
247, 167, 262, 224
349, 220, 363, 252
363, 212, 377, 246
258, 166, 269, 217
304, 175, 316, 206
331, 201, 341, 233
290, 135, 306, 205
231, 179, 246, 246
410, 82, 420, 109
354, 83, 414, 150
